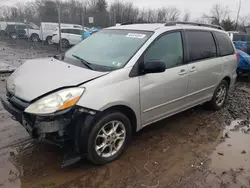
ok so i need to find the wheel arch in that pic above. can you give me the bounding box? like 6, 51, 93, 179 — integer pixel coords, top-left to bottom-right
222, 76, 231, 87
101, 105, 137, 134
30, 33, 39, 38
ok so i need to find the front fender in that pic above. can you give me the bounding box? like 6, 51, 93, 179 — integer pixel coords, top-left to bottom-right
76, 68, 141, 130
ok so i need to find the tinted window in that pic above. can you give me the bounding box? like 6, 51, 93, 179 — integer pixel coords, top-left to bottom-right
246, 35, 250, 42
233, 34, 243, 41
68, 29, 82, 35
26, 25, 34, 29
215, 32, 235, 56
144, 32, 183, 69
61, 29, 69, 33
16, 25, 25, 29
186, 31, 216, 62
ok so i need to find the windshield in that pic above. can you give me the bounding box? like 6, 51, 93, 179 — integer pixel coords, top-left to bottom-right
63, 29, 153, 71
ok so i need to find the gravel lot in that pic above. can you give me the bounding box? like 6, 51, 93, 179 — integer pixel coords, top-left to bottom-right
0, 39, 250, 188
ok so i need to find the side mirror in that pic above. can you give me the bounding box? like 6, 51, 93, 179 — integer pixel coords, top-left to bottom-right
143, 60, 166, 74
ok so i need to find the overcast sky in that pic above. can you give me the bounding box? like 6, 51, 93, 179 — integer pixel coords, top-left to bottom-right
2, 0, 250, 19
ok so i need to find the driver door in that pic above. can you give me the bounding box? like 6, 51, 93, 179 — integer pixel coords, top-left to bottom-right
139, 31, 189, 126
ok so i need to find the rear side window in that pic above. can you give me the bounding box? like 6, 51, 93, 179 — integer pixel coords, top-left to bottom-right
215, 32, 235, 56
186, 31, 217, 62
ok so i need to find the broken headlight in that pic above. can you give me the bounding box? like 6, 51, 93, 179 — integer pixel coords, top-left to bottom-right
25, 88, 85, 115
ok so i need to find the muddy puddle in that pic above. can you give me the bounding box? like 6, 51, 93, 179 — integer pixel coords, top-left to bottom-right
208, 119, 250, 187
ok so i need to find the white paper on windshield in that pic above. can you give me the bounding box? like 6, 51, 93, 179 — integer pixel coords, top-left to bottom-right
126, 33, 146, 39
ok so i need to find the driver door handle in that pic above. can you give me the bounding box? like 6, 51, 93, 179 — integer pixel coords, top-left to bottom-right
189, 66, 197, 72
178, 69, 188, 75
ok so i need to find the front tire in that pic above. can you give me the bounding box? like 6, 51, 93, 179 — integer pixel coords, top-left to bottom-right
85, 112, 132, 165
31, 34, 39, 42
209, 80, 229, 110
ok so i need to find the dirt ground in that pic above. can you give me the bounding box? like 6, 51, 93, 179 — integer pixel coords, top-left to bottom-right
0, 39, 250, 188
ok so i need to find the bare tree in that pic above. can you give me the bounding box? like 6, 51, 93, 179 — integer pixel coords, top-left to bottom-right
155, 7, 180, 23
182, 11, 191, 22
204, 4, 230, 25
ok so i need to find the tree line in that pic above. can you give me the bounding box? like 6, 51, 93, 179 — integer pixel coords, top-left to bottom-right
0, 0, 249, 31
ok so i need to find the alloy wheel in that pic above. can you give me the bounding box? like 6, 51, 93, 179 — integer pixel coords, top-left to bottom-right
95, 120, 126, 158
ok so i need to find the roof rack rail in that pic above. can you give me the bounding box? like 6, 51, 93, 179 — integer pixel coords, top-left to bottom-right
120, 22, 149, 25
165, 21, 224, 30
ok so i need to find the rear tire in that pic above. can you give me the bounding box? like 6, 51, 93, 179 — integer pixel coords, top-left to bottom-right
61, 39, 69, 48
9, 32, 17, 40
209, 80, 229, 110
83, 111, 132, 165
45, 36, 53, 45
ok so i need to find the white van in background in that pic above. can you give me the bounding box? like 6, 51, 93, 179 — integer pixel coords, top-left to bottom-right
39, 22, 82, 44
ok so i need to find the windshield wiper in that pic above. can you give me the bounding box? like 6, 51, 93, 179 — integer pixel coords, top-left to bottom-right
72, 54, 94, 70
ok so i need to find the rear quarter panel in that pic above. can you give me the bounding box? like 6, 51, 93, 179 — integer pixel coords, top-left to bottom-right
221, 54, 237, 89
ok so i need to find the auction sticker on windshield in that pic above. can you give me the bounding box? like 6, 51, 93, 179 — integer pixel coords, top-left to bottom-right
126, 33, 146, 39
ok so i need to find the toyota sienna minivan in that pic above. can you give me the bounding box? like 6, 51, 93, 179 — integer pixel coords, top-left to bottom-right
1, 22, 237, 165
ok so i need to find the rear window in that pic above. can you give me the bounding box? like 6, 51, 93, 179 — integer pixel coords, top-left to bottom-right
215, 32, 235, 56
233, 34, 244, 41
186, 31, 217, 62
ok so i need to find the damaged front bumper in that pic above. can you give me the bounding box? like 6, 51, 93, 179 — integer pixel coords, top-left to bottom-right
1, 95, 95, 148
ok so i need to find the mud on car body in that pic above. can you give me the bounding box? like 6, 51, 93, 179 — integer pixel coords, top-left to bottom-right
1, 22, 237, 165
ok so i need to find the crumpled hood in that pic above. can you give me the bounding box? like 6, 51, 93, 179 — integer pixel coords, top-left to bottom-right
7, 58, 108, 102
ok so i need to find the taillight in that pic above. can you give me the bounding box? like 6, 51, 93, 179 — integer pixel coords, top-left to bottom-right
236, 53, 239, 62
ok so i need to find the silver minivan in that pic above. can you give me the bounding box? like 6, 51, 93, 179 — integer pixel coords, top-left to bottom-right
1, 22, 237, 165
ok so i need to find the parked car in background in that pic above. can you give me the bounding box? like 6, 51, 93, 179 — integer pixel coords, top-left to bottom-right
1, 22, 237, 165
39, 22, 82, 44
0, 22, 22, 36
228, 31, 250, 55
52, 27, 88, 48
228, 31, 250, 42
0, 22, 39, 39
81, 27, 100, 40
4, 23, 27, 39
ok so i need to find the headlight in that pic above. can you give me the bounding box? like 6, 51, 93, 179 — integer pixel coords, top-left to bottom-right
25, 88, 85, 115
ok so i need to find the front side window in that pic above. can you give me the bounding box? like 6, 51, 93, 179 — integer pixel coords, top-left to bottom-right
144, 32, 184, 69
69, 29, 82, 35
64, 29, 152, 71
61, 29, 69, 33
186, 31, 217, 62
215, 32, 235, 56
